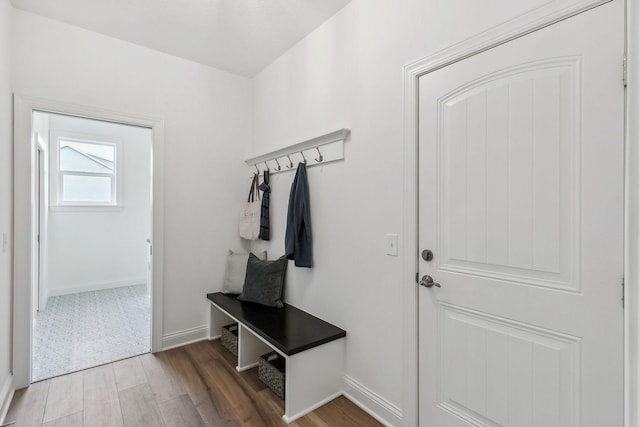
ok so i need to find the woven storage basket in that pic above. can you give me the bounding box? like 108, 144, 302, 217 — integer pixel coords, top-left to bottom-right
221, 323, 238, 356
258, 351, 286, 399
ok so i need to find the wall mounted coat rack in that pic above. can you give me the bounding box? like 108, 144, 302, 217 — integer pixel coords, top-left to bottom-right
245, 128, 350, 174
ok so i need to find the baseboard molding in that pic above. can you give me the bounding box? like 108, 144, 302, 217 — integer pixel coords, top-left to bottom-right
48, 277, 147, 297
0, 373, 14, 426
162, 325, 209, 351
236, 362, 259, 373
159, 332, 402, 425
343, 375, 402, 427
282, 391, 343, 424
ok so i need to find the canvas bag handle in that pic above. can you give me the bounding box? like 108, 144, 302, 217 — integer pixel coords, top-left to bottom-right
247, 173, 261, 202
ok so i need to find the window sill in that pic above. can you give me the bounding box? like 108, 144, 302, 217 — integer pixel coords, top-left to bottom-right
49, 205, 124, 213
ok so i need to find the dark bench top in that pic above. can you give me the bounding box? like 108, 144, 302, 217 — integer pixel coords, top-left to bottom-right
207, 292, 346, 356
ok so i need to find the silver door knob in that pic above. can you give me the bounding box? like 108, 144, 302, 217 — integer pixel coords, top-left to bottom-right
419, 275, 441, 288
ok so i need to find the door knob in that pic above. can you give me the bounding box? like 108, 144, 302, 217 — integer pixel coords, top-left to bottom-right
419, 275, 441, 288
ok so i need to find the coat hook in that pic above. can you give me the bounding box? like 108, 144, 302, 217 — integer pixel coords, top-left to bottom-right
263, 161, 269, 172
300, 151, 307, 164
314, 146, 323, 163
254, 164, 259, 174
286, 155, 294, 168
274, 158, 282, 171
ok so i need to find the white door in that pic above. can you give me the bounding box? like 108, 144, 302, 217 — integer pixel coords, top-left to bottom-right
33, 143, 41, 314
418, 2, 624, 426
34, 134, 47, 313
38, 141, 48, 312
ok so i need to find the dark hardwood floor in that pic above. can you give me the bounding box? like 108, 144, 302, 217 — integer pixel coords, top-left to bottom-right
4, 340, 383, 426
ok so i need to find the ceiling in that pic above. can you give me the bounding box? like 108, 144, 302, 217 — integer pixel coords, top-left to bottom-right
11, 0, 351, 77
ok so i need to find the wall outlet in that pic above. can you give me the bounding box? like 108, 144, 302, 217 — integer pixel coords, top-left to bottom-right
386, 233, 398, 256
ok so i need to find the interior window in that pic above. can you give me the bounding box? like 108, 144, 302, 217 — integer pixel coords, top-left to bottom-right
52, 136, 120, 206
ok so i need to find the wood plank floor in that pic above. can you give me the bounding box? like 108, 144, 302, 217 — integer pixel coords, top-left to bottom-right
4, 340, 383, 427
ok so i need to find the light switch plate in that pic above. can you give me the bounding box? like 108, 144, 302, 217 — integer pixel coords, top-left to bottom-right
386, 233, 398, 256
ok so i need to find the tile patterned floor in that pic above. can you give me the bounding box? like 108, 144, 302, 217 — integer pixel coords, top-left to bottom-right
32, 284, 151, 381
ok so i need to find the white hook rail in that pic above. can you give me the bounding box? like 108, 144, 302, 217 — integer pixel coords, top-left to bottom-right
245, 128, 350, 174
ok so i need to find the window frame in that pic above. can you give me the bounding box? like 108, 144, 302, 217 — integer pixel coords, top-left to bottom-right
49, 130, 123, 208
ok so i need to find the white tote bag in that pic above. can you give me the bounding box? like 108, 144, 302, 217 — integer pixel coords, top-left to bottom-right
239, 173, 261, 240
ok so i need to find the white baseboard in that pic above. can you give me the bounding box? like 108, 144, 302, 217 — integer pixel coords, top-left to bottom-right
343, 375, 402, 427
160, 331, 402, 425
0, 373, 14, 426
48, 277, 147, 297
236, 362, 259, 372
282, 391, 343, 424
161, 325, 209, 351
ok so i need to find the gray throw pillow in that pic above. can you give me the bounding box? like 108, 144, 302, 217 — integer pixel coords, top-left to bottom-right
238, 254, 288, 308
222, 250, 266, 294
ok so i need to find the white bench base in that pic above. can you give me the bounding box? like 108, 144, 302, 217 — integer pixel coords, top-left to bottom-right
208, 300, 346, 423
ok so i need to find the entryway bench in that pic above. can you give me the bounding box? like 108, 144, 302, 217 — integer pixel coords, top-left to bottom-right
206, 292, 347, 423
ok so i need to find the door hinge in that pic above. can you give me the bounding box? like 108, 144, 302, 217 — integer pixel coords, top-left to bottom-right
622, 277, 625, 308
415, 272, 419, 284
623, 54, 628, 87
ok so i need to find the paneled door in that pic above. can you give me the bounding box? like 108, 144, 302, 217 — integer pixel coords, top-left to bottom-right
418, 2, 625, 426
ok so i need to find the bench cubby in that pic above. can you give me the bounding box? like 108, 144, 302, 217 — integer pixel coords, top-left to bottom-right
207, 292, 347, 423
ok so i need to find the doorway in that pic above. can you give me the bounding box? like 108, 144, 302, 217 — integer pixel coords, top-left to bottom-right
30, 111, 153, 381
403, 1, 626, 425
13, 96, 165, 388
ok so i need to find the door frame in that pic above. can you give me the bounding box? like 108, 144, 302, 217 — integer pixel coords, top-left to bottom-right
34, 133, 46, 314
401, 0, 634, 425
12, 94, 166, 388
624, 0, 640, 424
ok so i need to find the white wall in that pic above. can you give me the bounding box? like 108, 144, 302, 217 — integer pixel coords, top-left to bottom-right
0, 0, 12, 420
12, 9, 253, 340
10, 1, 618, 424
251, 0, 589, 421
251, 3, 405, 414
46, 113, 151, 296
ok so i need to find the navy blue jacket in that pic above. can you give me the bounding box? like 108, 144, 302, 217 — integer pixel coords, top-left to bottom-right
285, 163, 312, 267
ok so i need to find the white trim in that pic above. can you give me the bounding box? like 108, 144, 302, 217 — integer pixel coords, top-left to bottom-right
245, 128, 349, 165
0, 373, 14, 427
404, 0, 610, 78
281, 391, 343, 424
401, 33, 420, 427
236, 362, 259, 373
12, 94, 165, 388
161, 325, 209, 351
49, 205, 124, 213
47, 277, 147, 297
625, 0, 639, 424
343, 375, 403, 427
49, 130, 122, 207
401, 2, 622, 426
35, 136, 48, 313
13, 94, 34, 389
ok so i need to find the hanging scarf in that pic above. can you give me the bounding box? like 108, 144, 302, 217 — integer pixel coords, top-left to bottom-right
258, 170, 270, 241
